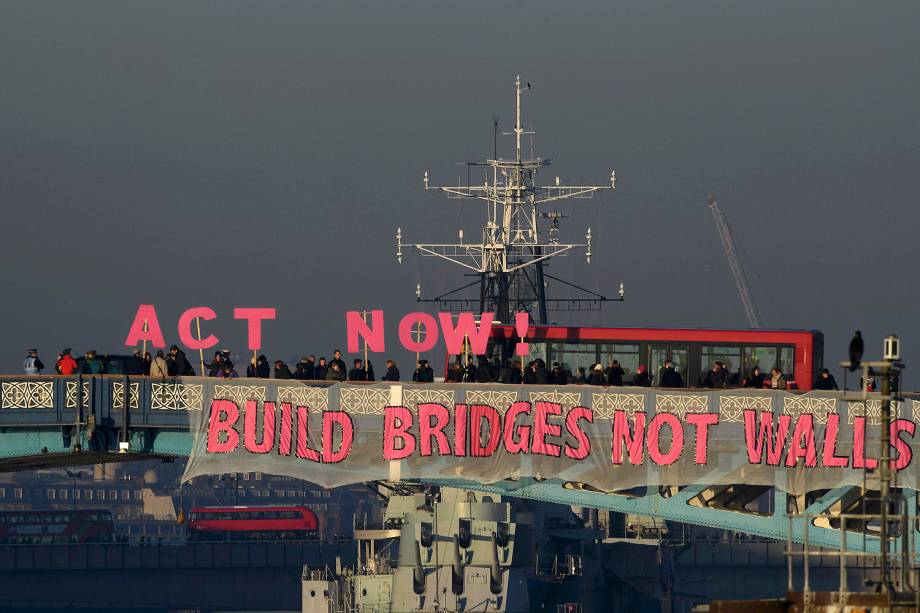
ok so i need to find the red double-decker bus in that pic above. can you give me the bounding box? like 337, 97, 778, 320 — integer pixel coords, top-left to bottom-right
0, 509, 114, 544
477, 325, 823, 390
187, 506, 319, 541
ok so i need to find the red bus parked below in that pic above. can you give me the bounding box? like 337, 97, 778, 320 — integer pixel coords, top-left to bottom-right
0, 509, 114, 544
187, 506, 319, 541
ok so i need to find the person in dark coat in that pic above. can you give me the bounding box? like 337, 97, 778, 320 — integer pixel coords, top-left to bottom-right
507, 360, 523, 384
254, 355, 271, 378
744, 366, 766, 389
294, 355, 316, 380
463, 358, 476, 383
313, 357, 328, 381
326, 361, 346, 381
366, 360, 375, 381
632, 365, 651, 387
604, 361, 624, 387
383, 360, 400, 381
274, 360, 293, 379
588, 364, 606, 386
329, 350, 347, 375
207, 352, 223, 377
814, 369, 838, 391
522, 362, 537, 384
413, 360, 434, 383
702, 362, 728, 389
168, 346, 194, 376
550, 362, 567, 385
573, 367, 587, 384
659, 360, 684, 388
446, 360, 464, 382
127, 350, 146, 376
348, 359, 367, 381
220, 363, 238, 379
523, 360, 548, 385
474, 358, 493, 383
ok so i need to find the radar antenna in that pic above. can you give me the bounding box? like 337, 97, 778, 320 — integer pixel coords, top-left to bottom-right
397, 76, 622, 323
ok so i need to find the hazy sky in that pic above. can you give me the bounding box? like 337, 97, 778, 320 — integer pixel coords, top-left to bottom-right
2, 2, 918, 383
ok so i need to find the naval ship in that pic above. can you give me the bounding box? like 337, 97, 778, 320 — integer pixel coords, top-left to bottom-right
302, 484, 660, 613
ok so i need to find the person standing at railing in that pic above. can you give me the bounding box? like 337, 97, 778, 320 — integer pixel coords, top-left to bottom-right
23, 349, 44, 375
813, 368, 838, 391
56, 349, 78, 375
80, 350, 105, 374
294, 355, 316, 380
382, 359, 400, 381
770, 368, 787, 390
149, 350, 168, 378
126, 350, 146, 375
314, 357, 328, 380
604, 360, 624, 387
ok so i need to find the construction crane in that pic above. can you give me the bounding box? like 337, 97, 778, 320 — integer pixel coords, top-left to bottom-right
708, 197, 762, 328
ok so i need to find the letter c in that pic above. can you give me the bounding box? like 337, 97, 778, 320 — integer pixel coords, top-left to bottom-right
178, 307, 219, 350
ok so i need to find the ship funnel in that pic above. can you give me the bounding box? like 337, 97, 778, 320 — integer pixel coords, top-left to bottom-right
489, 531, 503, 595
451, 534, 464, 595
412, 540, 426, 595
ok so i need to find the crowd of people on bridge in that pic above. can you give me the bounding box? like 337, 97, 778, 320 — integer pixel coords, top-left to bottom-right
21, 347, 844, 390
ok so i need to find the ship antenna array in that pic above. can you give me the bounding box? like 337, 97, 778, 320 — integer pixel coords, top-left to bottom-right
396, 75, 624, 324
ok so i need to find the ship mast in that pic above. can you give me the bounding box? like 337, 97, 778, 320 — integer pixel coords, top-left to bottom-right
397, 76, 622, 324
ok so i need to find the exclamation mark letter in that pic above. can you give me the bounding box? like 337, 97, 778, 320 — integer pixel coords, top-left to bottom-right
514, 312, 529, 356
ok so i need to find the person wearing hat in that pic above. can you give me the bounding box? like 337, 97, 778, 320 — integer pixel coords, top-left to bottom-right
413, 359, 434, 383
23, 349, 44, 375
588, 363, 606, 386
56, 349, 78, 375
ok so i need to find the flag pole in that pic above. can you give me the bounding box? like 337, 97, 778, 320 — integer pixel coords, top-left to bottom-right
195, 317, 205, 376
141, 319, 149, 364
414, 320, 423, 365
362, 310, 369, 375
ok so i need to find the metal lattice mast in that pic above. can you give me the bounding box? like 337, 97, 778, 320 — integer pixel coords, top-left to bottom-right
708, 197, 762, 328
396, 76, 618, 324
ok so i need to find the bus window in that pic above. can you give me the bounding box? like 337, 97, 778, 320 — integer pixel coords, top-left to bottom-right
548, 343, 597, 379
778, 347, 795, 377
742, 346, 778, 375
599, 344, 640, 379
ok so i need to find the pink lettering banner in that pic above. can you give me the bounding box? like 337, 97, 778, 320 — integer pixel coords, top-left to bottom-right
179, 382, 920, 493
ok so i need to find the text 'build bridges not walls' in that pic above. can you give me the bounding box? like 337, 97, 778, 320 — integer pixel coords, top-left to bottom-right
180, 381, 920, 492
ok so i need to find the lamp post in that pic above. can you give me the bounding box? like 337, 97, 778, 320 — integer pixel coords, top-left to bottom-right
840, 334, 905, 594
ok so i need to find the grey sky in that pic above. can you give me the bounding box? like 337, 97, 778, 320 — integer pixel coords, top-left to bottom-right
1, 2, 918, 383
